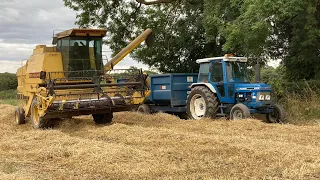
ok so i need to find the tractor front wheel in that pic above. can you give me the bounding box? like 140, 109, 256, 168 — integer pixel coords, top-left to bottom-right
266, 104, 285, 123
230, 103, 251, 120
15, 107, 25, 125
187, 86, 219, 120
30, 98, 51, 129
93, 112, 113, 124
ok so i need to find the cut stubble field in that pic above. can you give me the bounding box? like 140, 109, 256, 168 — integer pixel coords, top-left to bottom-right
0, 104, 320, 179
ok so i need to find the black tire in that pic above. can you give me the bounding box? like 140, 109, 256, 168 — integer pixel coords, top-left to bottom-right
15, 107, 25, 125
93, 112, 113, 124
177, 112, 188, 120
187, 86, 219, 120
266, 104, 286, 123
137, 104, 151, 114
230, 103, 251, 120
30, 98, 51, 129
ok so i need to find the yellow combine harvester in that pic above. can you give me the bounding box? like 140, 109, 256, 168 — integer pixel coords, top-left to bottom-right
15, 28, 153, 129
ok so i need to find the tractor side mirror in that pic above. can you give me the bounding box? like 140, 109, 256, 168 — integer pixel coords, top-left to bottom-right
255, 63, 261, 83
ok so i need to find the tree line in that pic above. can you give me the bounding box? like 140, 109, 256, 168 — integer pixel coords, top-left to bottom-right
0, 73, 17, 91
63, 0, 320, 81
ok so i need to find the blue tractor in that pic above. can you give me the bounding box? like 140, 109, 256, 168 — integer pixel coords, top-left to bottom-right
186, 55, 285, 122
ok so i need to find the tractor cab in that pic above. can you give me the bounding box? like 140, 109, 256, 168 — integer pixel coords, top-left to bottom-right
188, 55, 285, 122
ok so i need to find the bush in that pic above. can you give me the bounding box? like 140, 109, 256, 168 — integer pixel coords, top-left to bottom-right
283, 88, 320, 125
0, 73, 17, 91
0, 89, 17, 99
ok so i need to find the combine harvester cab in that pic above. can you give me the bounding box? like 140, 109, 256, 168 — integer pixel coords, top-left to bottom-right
15, 28, 152, 129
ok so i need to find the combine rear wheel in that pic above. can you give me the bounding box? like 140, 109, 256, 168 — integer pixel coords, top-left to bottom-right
30, 99, 51, 129
137, 104, 151, 114
187, 86, 219, 120
15, 107, 25, 125
230, 103, 251, 120
266, 104, 285, 123
93, 112, 113, 124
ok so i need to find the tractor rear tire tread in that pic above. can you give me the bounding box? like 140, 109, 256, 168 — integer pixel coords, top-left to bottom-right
187, 86, 219, 119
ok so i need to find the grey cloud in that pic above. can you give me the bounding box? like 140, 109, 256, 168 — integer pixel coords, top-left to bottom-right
0, 0, 149, 73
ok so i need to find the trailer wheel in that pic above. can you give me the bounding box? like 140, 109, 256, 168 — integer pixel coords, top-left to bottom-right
15, 107, 25, 125
177, 112, 188, 120
230, 103, 251, 120
137, 104, 151, 114
187, 86, 219, 120
93, 112, 113, 124
266, 104, 285, 123
30, 98, 51, 129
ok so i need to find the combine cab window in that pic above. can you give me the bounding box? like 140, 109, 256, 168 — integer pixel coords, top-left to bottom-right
56, 37, 103, 74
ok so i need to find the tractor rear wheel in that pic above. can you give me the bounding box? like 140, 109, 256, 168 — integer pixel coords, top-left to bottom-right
93, 112, 113, 124
266, 104, 285, 123
230, 103, 251, 120
30, 98, 51, 129
15, 107, 25, 125
187, 86, 219, 120
137, 104, 151, 114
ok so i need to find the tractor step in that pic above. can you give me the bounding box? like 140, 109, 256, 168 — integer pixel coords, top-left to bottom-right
217, 113, 227, 117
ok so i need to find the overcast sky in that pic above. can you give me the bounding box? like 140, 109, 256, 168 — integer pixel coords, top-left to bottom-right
0, 0, 148, 73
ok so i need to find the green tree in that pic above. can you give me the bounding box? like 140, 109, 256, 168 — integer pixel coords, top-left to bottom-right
203, 0, 320, 80
0, 73, 18, 91
63, 0, 222, 73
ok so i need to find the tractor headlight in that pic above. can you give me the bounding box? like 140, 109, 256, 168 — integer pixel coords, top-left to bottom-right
257, 92, 271, 101
259, 95, 265, 101
265, 95, 271, 101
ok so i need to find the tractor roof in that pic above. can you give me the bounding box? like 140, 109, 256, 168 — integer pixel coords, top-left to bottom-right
196, 56, 248, 64
55, 28, 107, 39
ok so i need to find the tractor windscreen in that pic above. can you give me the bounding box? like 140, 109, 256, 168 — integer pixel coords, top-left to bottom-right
226, 61, 250, 83
57, 37, 103, 72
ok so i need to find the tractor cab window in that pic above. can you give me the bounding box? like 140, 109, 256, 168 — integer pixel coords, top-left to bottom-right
198, 63, 209, 82
56, 37, 103, 73
210, 62, 223, 82
226, 61, 250, 83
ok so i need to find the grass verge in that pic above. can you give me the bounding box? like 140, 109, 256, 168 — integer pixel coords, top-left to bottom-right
0, 90, 18, 106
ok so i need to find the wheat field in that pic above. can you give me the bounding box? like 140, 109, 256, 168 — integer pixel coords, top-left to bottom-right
0, 104, 320, 179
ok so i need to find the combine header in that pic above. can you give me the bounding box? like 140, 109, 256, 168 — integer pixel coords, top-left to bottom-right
15, 28, 153, 129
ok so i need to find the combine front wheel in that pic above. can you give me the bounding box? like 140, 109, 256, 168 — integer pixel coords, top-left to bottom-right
30, 99, 50, 129
93, 112, 113, 124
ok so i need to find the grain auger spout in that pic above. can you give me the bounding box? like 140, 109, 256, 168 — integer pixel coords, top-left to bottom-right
104, 28, 153, 71
15, 28, 153, 129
